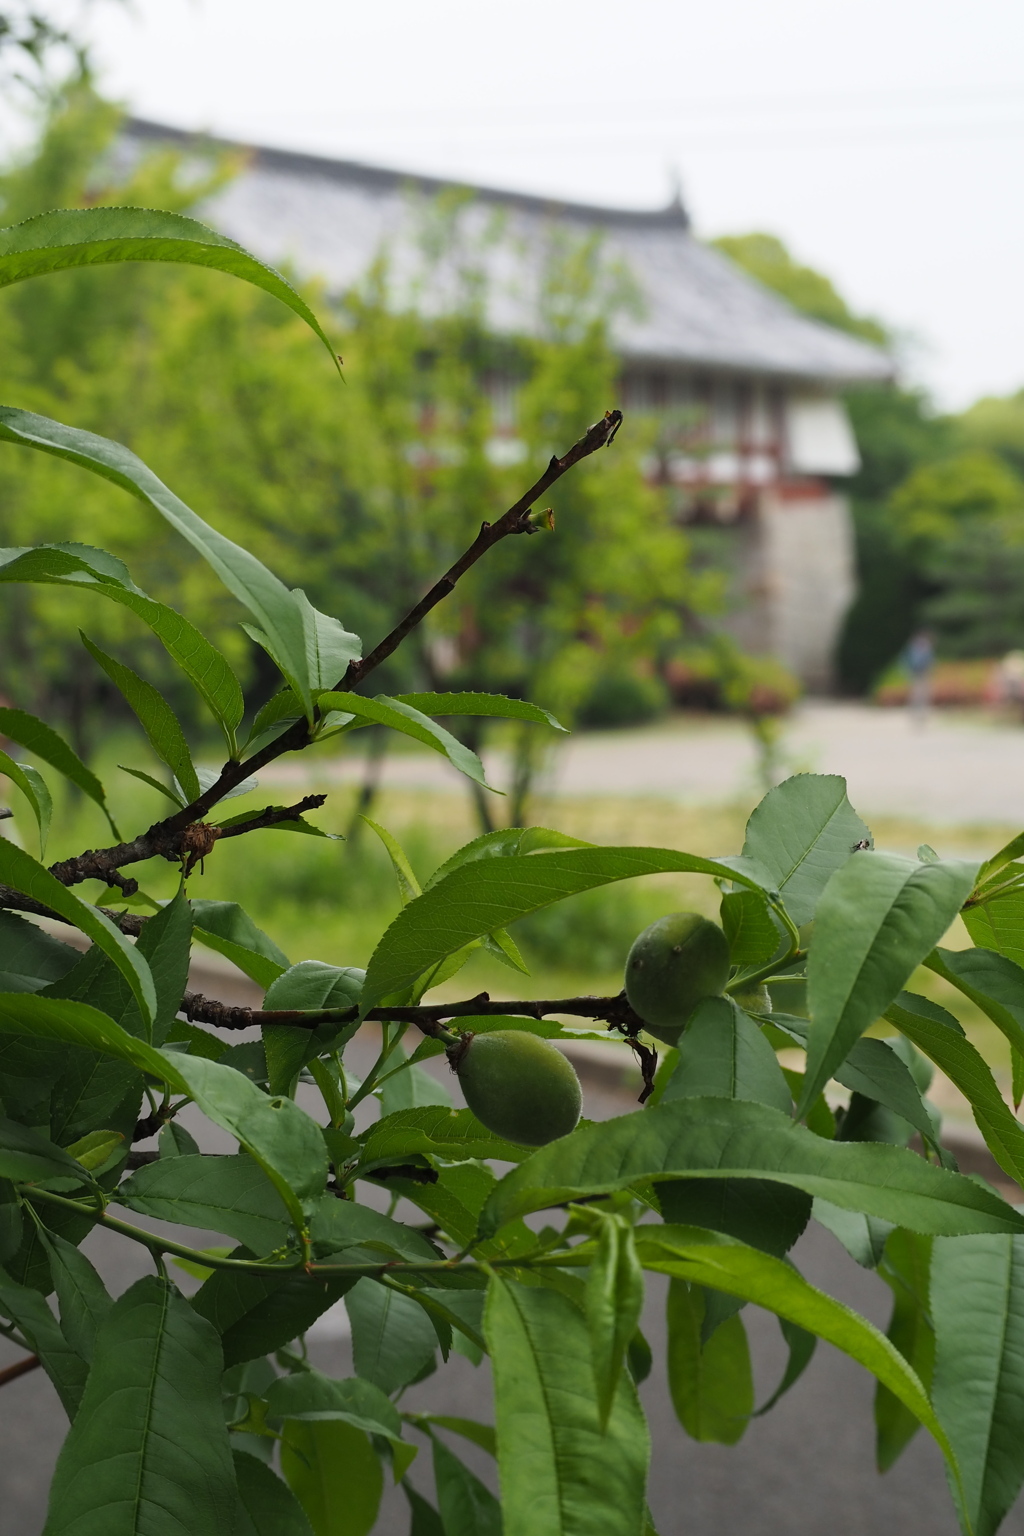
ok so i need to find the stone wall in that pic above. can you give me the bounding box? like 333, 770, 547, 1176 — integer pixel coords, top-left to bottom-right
723, 486, 856, 692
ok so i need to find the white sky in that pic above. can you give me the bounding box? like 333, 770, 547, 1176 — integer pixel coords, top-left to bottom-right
77, 0, 1024, 410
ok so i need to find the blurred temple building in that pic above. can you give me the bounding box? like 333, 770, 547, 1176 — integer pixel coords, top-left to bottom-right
122, 120, 891, 690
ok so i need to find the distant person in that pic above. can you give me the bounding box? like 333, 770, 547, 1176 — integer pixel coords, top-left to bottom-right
998, 650, 1024, 719
904, 629, 934, 723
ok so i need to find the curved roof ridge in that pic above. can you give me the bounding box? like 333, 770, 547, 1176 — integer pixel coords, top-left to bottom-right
121, 117, 891, 386
125, 115, 692, 231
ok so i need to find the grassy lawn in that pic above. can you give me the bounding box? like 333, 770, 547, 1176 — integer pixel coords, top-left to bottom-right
5, 735, 1018, 1115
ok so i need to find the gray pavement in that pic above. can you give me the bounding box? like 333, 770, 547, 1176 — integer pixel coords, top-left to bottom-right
261, 702, 1024, 827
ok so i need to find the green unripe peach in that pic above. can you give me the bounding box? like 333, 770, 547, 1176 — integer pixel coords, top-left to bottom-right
452, 1029, 582, 1146
624, 911, 730, 1045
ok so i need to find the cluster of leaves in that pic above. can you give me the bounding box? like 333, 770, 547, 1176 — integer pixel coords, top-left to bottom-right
7, 205, 1024, 1536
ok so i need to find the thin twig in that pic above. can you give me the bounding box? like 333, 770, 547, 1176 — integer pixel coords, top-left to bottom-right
215, 794, 327, 841
182, 987, 644, 1036
341, 410, 623, 688
0, 410, 623, 910
0, 1353, 40, 1388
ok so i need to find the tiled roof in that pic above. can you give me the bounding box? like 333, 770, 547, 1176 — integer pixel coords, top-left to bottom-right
124, 118, 891, 387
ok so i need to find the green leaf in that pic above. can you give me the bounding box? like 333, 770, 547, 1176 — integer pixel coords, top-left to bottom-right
0, 705, 116, 836
424, 826, 592, 891
875, 1228, 934, 1472
833, 1037, 937, 1144
309, 1196, 440, 1266
980, 832, 1024, 884
262, 962, 363, 1095
169, 1056, 328, 1229
117, 1154, 293, 1254
485, 1275, 649, 1536
192, 1263, 353, 1366
926, 946, 1024, 1058
963, 884, 1024, 969
95, 587, 243, 751
395, 691, 566, 731
0, 910, 79, 993
281, 1419, 383, 1536
0, 548, 245, 751
741, 773, 871, 927
634, 1224, 960, 1488
0, 409, 322, 718
378, 1046, 452, 1113
812, 1197, 893, 1269
413, 1414, 496, 1456
0, 1262, 88, 1417
118, 764, 183, 806
0, 204, 339, 362
0, 994, 178, 1108
431, 1434, 502, 1536
800, 851, 977, 1112
191, 899, 289, 989
266, 1370, 402, 1437
666, 1279, 753, 1444
720, 888, 779, 966
80, 632, 201, 802
363, 817, 421, 904
0, 1179, 22, 1261
584, 1212, 645, 1431
43, 1276, 236, 1535
318, 692, 492, 789
754, 1317, 816, 1417
404, 1483, 445, 1536
931, 1234, 1024, 1536
362, 846, 778, 1013
137, 890, 194, 1047
663, 996, 792, 1113
233, 1451, 315, 1536
65, 1128, 123, 1173
37, 1227, 111, 1363
0, 1113, 96, 1185
0, 749, 51, 855
296, 592, 362, 693
0, 992, 325, 1228
658, 1178, 811, 1259
886, 992, 1024, 1191
0, 839, 156, 1027
478, 1098, 1024, 1240
345, 1277, 437, 1393
356, 1107, 529, 1174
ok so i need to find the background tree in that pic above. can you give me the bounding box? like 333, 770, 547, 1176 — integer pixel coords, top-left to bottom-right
0, 89, 709, 825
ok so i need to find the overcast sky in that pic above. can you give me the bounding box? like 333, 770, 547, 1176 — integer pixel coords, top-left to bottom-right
80, 0, 1024, 410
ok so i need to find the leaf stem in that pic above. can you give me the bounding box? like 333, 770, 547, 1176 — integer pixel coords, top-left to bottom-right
20, 1184, 533, 1281
725, 899, 803, 994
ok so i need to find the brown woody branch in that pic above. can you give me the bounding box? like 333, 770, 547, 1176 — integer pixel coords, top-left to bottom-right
339, 409, 623, 688
0, 883, 147, 935
182, 986, 644, 1037
0, 1353, 40, 1388
46, 794, 328, 889
0, 409, 623, 911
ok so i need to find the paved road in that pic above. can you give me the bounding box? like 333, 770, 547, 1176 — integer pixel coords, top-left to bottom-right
3, 1042, 1018, 1536
263, 702, 1024, 828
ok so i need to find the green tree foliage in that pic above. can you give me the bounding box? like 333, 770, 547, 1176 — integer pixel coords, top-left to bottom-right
7, 203, 1024, 1536
0, 91, 701, 825
711, 229, 1024, 687
711, 231, 888, 345
957, 390, 1024, 478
